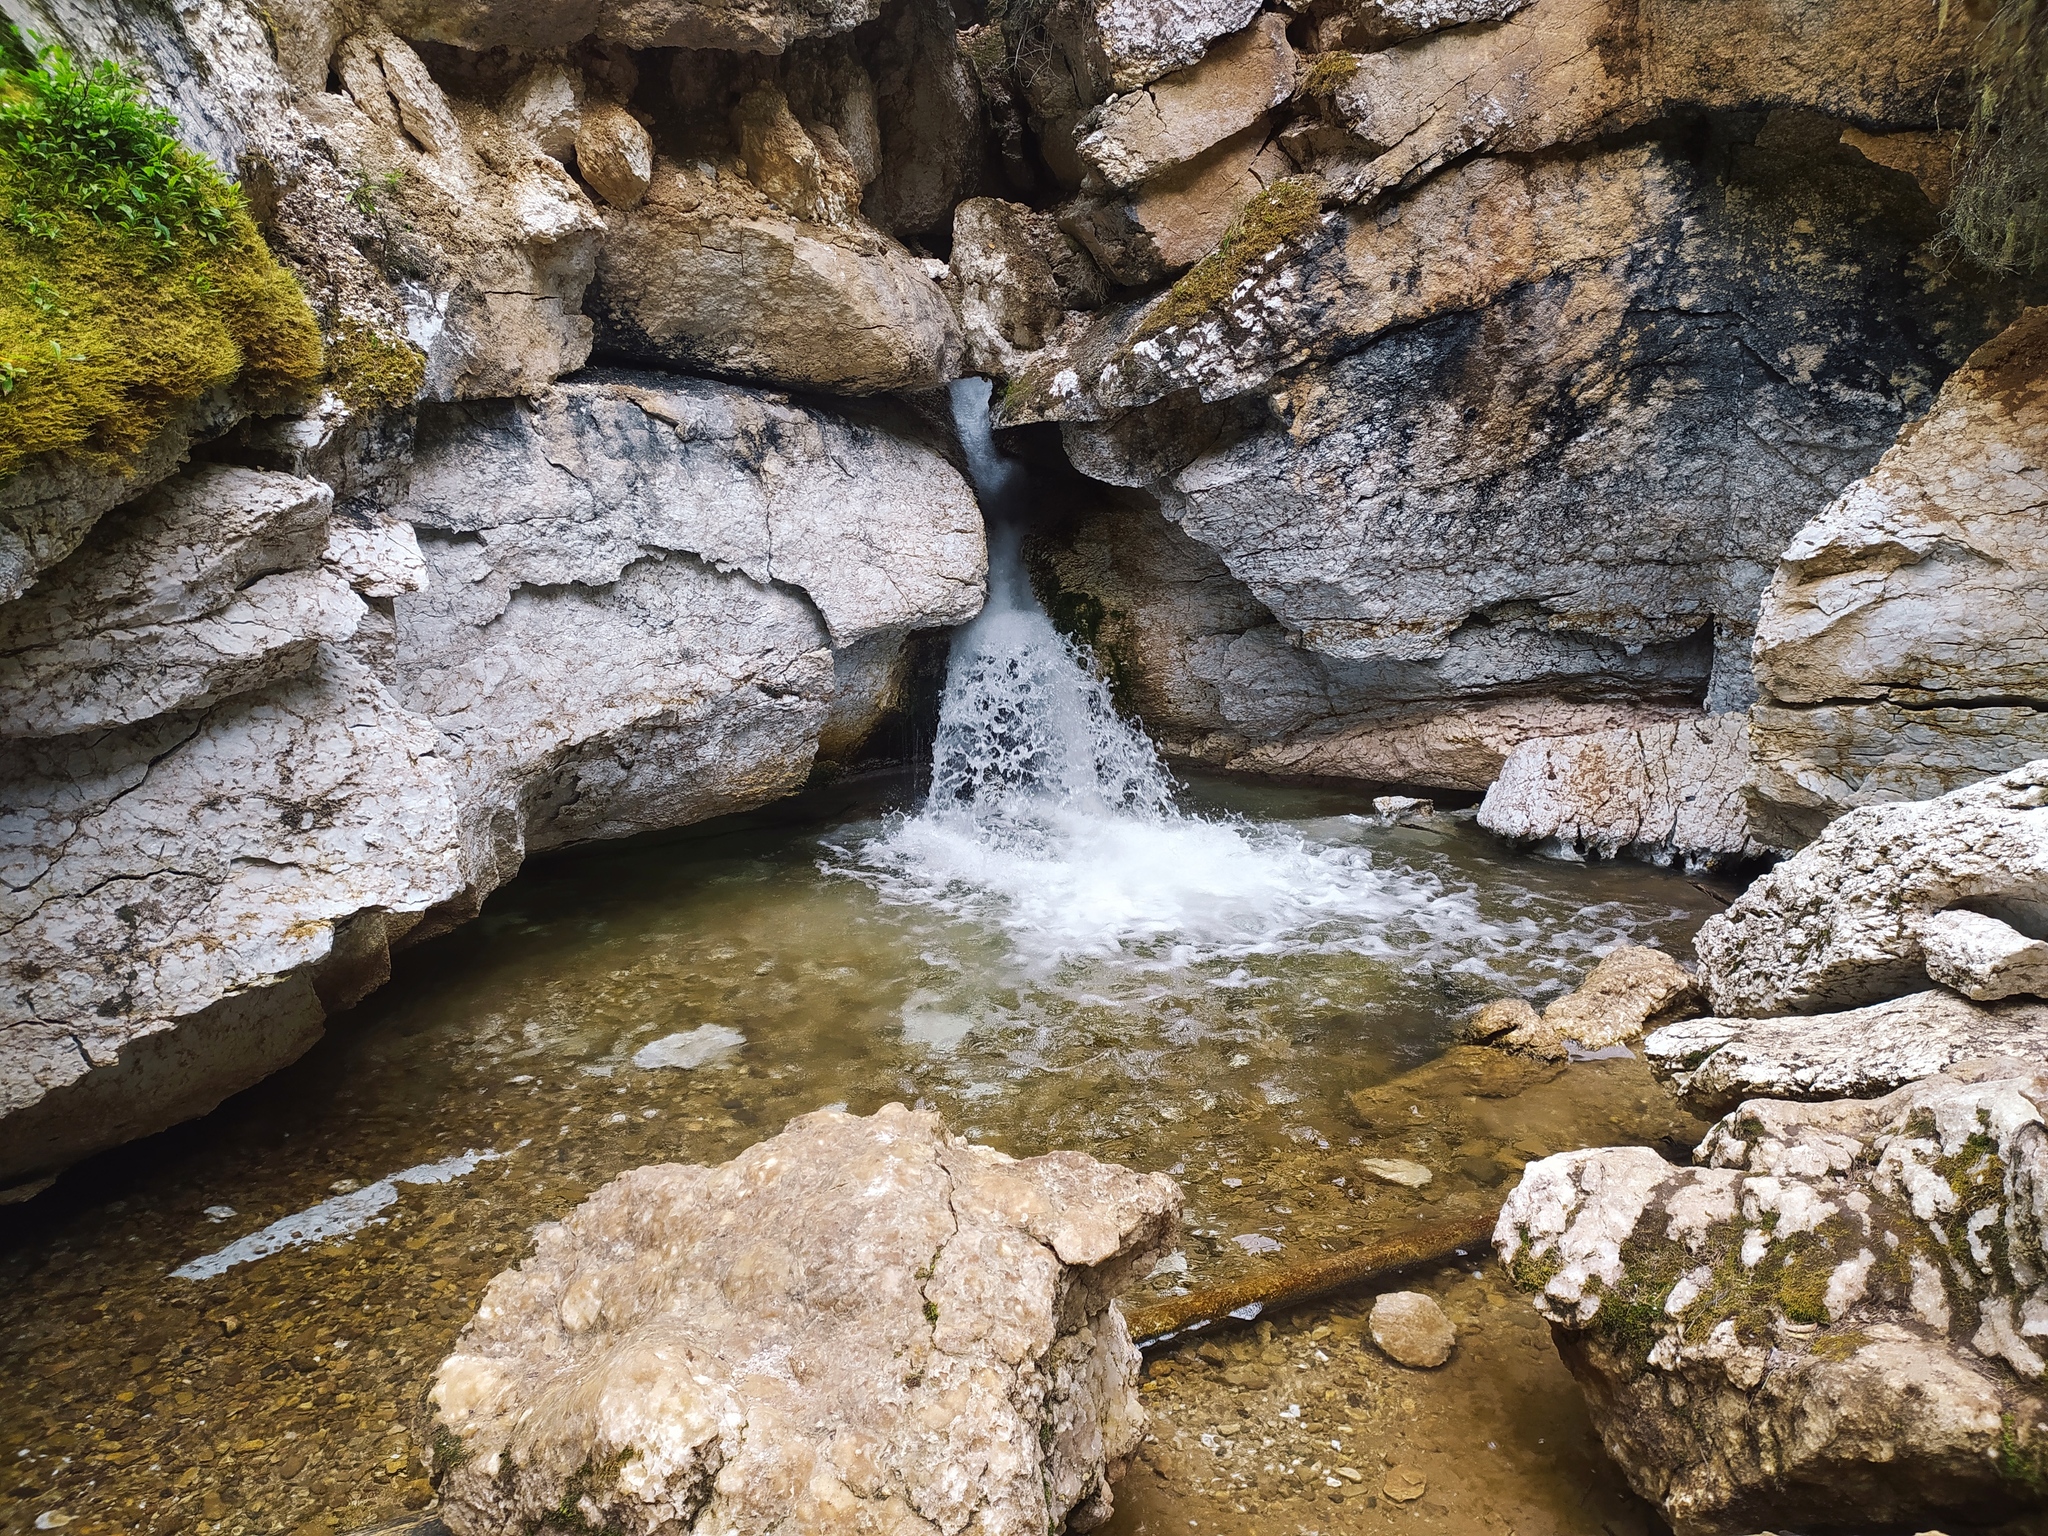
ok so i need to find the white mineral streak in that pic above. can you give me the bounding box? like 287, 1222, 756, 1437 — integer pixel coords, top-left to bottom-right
172, 1147, 514, 1279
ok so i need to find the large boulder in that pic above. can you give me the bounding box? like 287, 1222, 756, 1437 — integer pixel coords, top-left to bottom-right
1496, 1063, 2048, 1535
394, 374, 986, 914
588, 155, 963, 393
1478, 714, 1768, 867
431, 1104, 1182, 1535
1061, 121, 1296, 285
1646, 989, 2048, 1117
1748, 307, 2048, 846
1073, 15, 1296, 190
1693, 761, 2048, 1018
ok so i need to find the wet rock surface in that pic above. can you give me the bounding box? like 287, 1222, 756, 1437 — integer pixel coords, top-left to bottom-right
432, 1103, 1180, 1535
1694, 760, 2048, 1018
1647, 989, 2048, 1117
1367, 1291, 1454, 1368
1497, 1062, 2048, 1536
1484, 946, 1701, 1062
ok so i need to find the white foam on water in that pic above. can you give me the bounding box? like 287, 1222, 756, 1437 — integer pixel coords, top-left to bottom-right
171, 1147, 514, 1280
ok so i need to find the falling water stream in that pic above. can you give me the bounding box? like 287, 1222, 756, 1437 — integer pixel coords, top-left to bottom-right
0, 383, 1729, 1536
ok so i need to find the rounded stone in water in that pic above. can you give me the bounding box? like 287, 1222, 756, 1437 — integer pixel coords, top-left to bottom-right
630, 1024, 745, 1070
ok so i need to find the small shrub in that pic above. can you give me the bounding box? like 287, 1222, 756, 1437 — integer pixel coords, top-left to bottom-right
0, 34, 322, 478
1946, 0, 2048, 275
1135, 178, 1327, 337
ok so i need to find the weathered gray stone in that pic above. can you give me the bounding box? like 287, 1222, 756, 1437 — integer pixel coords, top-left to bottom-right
381, 0, 887, 53
861, 0, 984, 237
1748, 308, 2048, 846
588, 156, 963, 393
1645, 990, 2048, 1116
1479, 715, 1769, 867
431, 1104, 1181, 1535
0, 649, 467, 1194
947, 197, 1106, 376
0, 467, 361, 739
394, 374, 985, 910
1694, 761, 2048, 1019
1496, 1064, 2048, 1535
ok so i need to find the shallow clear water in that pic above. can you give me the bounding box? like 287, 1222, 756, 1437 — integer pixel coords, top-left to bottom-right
0, 765, 1724, 1536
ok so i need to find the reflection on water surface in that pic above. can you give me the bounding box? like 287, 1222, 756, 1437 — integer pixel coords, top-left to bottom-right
0, 769, 1722, 1536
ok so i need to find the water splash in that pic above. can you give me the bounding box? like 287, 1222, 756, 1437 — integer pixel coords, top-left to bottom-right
840, 381, 1504, 976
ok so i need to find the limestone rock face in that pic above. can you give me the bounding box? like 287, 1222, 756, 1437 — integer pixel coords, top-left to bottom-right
431, 1104, 1181, 1536
1062, 122, 1296, 285
1646, 990, 2048, 1117
381, 0, 887, 53
1030, 489, 1711, 790
1747, 308, 2048, 846
394, 374, 985, 909
947, 198, 1106, 376
0, 468, 362, 738
589, 157, 963, 393
862, 0, 984, 237
0, 649, 468, 1191
1496, 1064, 2048, 1535
1323, 0, 1969, 206
1693, 761, 2048, 1018
1478, 715, 1768, 867
1074, 15, 1296, 190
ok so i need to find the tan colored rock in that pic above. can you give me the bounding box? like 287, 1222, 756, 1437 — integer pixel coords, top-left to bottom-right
1326, 0, 1969, 204
588, 157, 963, 393
573, 98, 652, 208
1479, 714, 1769, 866
431, 1104, 1181, 1536
732, 83, 863, 225
1645, 989, 2048, 1116
1075, 14, 1295, 190
0, 467, 363, 738
1063, 120, 1295, 284
1838, 126, 1958, 208
1496, 1064, 2048, 1535
1461, 997, 1539, 1044
505, 57, 583, 160
1369, 1291, 1455, 1367
380, 0, 887, 53
1496, 946, 1700, 1060
1748, 309, 2048, 846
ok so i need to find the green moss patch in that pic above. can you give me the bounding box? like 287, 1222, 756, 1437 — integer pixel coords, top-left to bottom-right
326, 316, 425, 412
1135, 178, 1326, 338
0, 36, 321, 479
1949, 0, 2048, 275
1299, 51, 1359, 97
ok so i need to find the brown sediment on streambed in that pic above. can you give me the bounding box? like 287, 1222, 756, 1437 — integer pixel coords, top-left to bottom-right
1126, 1211, 1503, 1346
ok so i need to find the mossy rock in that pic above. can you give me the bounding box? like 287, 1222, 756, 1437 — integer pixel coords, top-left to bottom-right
1136, 178, 1327, 338
0, 40, 322, 480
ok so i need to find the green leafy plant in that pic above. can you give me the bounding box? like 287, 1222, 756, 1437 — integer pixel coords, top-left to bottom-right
1946, 0, 2048, 275
0, 32, 322, 477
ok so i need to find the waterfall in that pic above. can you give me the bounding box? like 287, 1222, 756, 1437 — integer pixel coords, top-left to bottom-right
836, 380, 1468, 976
926, 380, 1176, 835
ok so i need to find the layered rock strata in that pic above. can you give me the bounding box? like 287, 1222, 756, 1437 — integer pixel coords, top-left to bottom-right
1496, 1064, 2048, 1535
1693, 760, 2048, 1018
1747, 307, 2048, 846
0, 380, 984, 1197
431, 1104, 1181, 1535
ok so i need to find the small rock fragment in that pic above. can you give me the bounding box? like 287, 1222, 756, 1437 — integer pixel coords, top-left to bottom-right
575, 99, 653, 209
630, 1024, 744, 1069
1369, 1290, 1455, 1367
1498, 945, 1699, 1058
1360, 1157, 1433, 1187
1383, 1464, 1428, 1501
1461, 997, 1538, 1043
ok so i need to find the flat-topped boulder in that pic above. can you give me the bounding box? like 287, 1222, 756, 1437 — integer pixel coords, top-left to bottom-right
431, 1105, 1182, 1535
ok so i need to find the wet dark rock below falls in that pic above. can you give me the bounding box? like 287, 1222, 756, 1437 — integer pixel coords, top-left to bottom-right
0, 771, 1721, 1536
